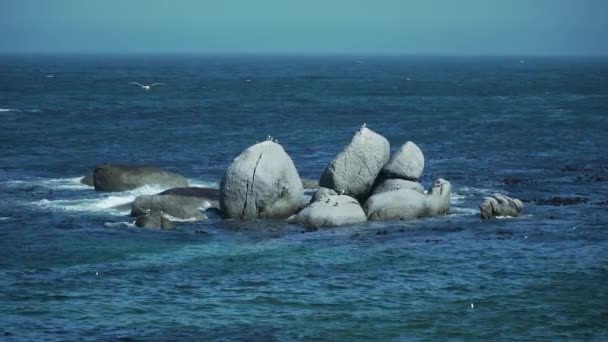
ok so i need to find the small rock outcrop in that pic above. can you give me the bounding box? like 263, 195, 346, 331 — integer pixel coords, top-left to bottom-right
382, 141, 424, 180
292, 195, 367, 228
480, 193, 524, 219
220, 141, 304, 220
93, 164, 188, 192
364, 178, 451, 221
135, 212, 175, 229
131, 188, 218, 220
371, 178, 424, 195
80, 173, 94, 186
319, 127, 390, 199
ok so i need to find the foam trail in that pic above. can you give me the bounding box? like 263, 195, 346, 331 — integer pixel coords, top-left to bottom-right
104, 221, 135, 228
34, 184, 171, 216
2, 177, 89, 190
188, 178, 219, 189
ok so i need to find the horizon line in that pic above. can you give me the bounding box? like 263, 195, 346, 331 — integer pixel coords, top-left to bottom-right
0, 51, 607, 58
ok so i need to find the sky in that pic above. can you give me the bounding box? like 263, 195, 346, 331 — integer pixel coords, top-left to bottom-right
0, 0, 607, 55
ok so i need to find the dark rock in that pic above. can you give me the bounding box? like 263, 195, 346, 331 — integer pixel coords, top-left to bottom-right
533, 196, 589, 206
159, 187, 219, 200
135, 213, 175, 229
93, 164, 188, 192
220, 141, 304, 220
131, 193, 209, 220
503, 177, 534, 186
80, 173, 94, 186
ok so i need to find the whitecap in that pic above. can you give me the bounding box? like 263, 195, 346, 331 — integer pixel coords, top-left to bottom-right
2, 177, 88, 190
33, 184, 170, 216
39, 177, 90, 190
161, 214, 199, 222
188, 178, 219, 188
104, 221, 135, 228
450, 207, 479, 216
450, 192, 466, 204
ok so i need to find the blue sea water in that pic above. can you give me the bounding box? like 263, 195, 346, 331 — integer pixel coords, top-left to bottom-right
0, 55, 607, 341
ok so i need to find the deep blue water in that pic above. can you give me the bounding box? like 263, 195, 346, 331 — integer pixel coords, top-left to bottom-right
1, 55, 607, 341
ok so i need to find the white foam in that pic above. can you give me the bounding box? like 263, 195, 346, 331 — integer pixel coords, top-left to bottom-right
104, 221, 135, 228
2, 177, 88, 190
33, 184, 170, 216
451, 207, 479, 216
40, 177, 90, 190
162, 214, 199, 222
450, 192, 466, 204
188, 178, 219, 189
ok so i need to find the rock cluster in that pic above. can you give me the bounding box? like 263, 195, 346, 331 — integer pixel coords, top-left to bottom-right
82, 126, 458, 230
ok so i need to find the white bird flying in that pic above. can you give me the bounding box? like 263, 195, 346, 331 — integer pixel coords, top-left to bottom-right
129, 82, 165, 91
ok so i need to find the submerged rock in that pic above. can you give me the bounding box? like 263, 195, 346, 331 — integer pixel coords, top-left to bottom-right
93, 164, 188, 192
131, 191, 216, 220
220, 141, 304, 220
135, 212, 175, 229
80, 173, 94, 186
382, 141, 424, 180
480, 193, 524, 219
364, 178, 451, 221
319, 127, 390, 199
292, 194, 367, 228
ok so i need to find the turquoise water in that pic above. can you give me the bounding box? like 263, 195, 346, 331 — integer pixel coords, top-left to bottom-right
1, 55, 607, 340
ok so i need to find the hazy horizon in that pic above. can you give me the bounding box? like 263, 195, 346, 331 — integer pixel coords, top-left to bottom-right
1, 0, 607, 56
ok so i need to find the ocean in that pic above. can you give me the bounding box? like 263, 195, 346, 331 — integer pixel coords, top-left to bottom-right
0, 55, 607, 340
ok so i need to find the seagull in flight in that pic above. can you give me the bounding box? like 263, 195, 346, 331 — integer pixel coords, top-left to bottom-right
129, 82, 165, 91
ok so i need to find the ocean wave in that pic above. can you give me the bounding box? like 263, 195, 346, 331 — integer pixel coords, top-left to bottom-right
450, 207, 479, 216
103, 221, 135, 228
0, 217, 11, 221
162, 214, 200, 222
450, 192, 466, 204
188, 178, 219, 188
33, 184, 176, 216
2, 177, 89, 190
